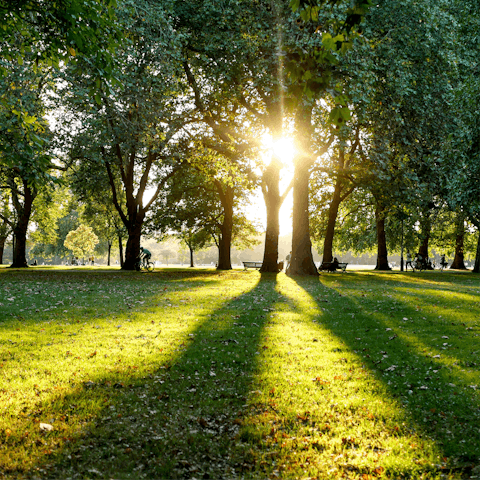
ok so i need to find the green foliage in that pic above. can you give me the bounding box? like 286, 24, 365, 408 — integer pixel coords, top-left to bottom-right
64, 224, 99, 259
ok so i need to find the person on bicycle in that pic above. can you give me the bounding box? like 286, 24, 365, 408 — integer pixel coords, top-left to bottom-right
140, 246, 152, 266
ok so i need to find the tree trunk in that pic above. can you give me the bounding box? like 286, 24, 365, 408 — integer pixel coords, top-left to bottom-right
215, 183, 234, 271
123, 222, 143, 270
289, 101, 318, 276
118, 234, 124, 267
11, 179, 35, 268
189, 246, 194, 267
450, 214, 467, 269
0, 235, 6, 264
107, 241, 112, 266
322, 148, 350, 265
418, 235, 429, 259
418, 214, 431, 259
322, 180, 342, 265
374, 202, 391, 270
260, 158, 281, 273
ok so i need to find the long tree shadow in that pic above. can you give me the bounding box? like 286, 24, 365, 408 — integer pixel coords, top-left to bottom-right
9, 271, 280, 479
290, 272, 480, 476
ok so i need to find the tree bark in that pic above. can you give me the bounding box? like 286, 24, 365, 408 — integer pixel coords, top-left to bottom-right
123, 218, 144, 270
107, 241, 112, 266
374, 202, 391, 270
322, 176, 343, 265
289, 101, 318, 276
0, 235, 6, 264
189, 246, 194, 267
118, 233, 124, 267
450, 214, 467, 269
11, 178, 36, 268
418, 214, 431, 259
216, 183, 234, 270
260, 158, 281, 273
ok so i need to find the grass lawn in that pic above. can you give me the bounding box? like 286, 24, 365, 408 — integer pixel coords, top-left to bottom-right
0, 266, 479, 479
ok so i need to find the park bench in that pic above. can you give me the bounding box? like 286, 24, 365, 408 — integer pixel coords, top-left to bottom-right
318, 261, 348, 273
243, 261, 263, 270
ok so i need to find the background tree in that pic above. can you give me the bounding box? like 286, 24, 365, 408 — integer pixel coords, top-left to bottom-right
64, 224, 98, 262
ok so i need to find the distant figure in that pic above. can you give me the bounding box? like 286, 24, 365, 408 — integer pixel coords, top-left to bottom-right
440, 254, 448, 270
405, 251, 413, 271
285, 251, 292, 273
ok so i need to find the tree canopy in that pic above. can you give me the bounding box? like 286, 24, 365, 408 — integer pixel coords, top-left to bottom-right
2, 0, 480, 272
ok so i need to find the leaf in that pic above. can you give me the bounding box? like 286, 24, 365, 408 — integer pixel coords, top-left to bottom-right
39, 423, 53, 432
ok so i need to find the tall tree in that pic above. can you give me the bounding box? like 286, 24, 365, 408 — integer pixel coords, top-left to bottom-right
61, 0, 191, 270
285, 0, 371, 275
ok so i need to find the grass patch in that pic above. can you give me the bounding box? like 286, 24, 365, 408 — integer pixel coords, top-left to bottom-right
0, 267, 479, 478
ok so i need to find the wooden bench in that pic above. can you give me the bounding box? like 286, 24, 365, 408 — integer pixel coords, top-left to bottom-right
318, 261, 348, 272
243, 261, 263, 270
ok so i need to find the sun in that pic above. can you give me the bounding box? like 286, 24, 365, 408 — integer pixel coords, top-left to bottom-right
261, 133, 296, 167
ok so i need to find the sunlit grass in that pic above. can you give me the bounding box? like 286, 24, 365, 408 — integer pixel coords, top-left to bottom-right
0, 268, 479, 478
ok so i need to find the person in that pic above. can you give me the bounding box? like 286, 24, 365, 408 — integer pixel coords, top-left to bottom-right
285, 251, 292, 273
440, 254, 447, 270
140, 246, 152, 266
405, 251, 412, 271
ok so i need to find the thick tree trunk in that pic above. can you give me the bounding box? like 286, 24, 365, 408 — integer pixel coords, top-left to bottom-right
418, 235, 429, 259
418, 214, 431, 259
11, 221, 29, 268
260, 158, 281, 273
189, 247, 194, 267
122, 210, 145, 270
450, 214, 467, 269
11, 180, 35, 268
123, 226, 142, 270
375, 202, 391, 270
289, 102, 318, 276
216, 183, 234, 271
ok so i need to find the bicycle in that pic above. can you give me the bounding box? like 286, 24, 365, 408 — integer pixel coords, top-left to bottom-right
412, 257, 428, 272
135, 256, 155, 272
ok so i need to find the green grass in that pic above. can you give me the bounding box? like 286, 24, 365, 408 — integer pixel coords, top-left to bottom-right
0, 266, 479, 479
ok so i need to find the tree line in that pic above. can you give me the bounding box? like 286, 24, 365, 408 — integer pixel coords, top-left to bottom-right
0, 0, 479, 273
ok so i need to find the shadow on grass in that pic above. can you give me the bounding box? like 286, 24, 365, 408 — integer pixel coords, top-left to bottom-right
3, 271, 279, 479
290, 272, 480, 475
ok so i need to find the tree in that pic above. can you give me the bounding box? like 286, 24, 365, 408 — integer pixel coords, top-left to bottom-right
61, 0, 191, 270
177, 0, 303, 273
149, 159, 258, 270
0, 48, 60, 267
177, 228, 211, 268
285, 0, 371, 275
64, 224, 98, 261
